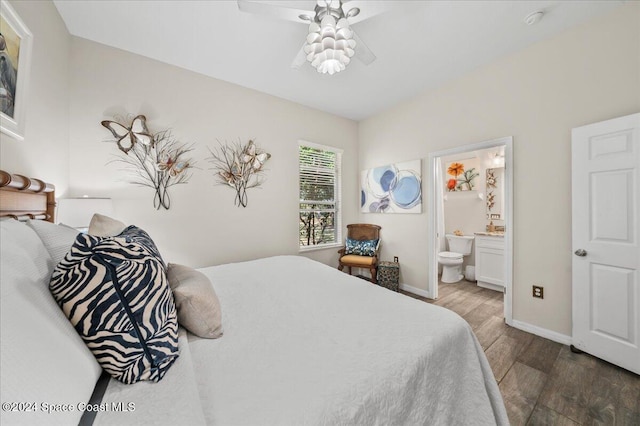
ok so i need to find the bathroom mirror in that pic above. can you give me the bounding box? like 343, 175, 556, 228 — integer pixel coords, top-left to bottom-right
485, 167, 504, 220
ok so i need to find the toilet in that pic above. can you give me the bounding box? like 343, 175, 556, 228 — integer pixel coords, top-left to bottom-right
438, 234, 474, 283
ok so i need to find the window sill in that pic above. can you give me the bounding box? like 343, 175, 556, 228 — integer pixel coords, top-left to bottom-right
299, 243, 343, 253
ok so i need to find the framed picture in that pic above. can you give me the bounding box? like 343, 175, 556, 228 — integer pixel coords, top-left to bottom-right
0, 0, 32, 141
445, 157, 480, 192
361, 159, 422, 214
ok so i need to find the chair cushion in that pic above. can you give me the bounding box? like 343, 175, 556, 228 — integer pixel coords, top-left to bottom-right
340, 254, 377, 266
344, 237, 379, 256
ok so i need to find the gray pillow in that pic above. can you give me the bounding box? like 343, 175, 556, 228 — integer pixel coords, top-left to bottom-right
26, 219, 79, 266
88, 213, 127, 237
167, 263, 223, 339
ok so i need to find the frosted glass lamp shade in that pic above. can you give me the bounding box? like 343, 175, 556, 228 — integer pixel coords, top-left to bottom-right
305, 16, 356, 75
57, 198, 113, 229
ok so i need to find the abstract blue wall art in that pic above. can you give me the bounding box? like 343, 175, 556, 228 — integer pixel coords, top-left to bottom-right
361, 159, 422, 214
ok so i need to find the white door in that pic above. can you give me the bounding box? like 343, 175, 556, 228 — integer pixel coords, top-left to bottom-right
572, 113, 640, 375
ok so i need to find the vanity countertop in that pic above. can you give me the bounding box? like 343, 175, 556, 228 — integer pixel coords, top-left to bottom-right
474, 231, 505, 237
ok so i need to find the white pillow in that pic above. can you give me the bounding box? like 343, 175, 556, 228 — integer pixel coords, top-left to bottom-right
26, 219, 79, 266
0, 220, 102, 426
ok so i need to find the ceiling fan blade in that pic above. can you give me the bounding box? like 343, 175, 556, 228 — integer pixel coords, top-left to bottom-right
352, 30, 376, 65
237, 0, 313, 24
342, 0, 392, 25
291, 44, 308, 70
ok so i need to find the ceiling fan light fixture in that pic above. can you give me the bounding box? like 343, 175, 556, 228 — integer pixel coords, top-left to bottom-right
305, 12, 356, 74
312, 52, 350, 75
345, 7, 360, 19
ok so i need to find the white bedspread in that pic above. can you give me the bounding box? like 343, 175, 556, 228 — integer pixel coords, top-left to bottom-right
95, 328, 206, 426
188, 256, 508, 426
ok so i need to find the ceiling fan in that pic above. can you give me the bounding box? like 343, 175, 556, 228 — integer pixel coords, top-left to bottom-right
237, 0, 388, 75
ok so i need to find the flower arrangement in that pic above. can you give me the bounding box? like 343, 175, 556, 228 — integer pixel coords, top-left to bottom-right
101, 114, 194, 210
207, 139, 271, 207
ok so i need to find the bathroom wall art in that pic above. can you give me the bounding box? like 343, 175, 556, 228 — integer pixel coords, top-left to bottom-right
486, 167, 504, 219
361, 159, 422, 214
445, 157, 479, 192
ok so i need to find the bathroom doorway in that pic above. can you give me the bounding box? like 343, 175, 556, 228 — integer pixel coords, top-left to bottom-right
426, 136, 513, 325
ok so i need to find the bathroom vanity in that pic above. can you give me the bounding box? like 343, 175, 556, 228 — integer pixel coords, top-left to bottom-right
474, 233, 505, 292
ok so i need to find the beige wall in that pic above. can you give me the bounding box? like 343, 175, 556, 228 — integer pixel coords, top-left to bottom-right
0, 0, 70, 194
67, 37, 359, 268
358, 3, 640, 336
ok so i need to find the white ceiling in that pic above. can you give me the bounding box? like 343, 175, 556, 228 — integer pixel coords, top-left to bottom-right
53, 0, 622, 121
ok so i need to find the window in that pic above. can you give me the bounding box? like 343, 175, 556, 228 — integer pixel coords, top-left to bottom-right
298, 141, 342, 250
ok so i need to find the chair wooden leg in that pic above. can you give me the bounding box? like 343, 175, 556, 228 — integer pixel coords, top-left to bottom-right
370, 267, 377, 284
348, 266, 352, 275
338, 264, 344, 271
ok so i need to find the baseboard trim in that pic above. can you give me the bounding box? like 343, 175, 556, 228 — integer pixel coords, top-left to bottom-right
399, 283, 432, 299
511, 320, 572, 345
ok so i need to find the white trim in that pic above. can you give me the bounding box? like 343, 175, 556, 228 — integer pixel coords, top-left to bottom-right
399, 283, 432, 299
335, 150, 343, 244
477, 281, 504, 293
511, 320, 572, 346
298, 242, 343, 253
427, 136, 514, 325
298, 139, 344, 154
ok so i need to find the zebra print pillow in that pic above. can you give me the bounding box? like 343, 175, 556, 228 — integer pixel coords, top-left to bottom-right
50, 226, 179, 384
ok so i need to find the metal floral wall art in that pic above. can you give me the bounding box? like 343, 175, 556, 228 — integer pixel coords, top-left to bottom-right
101, 114, 193, 210
207, 139, 271, 207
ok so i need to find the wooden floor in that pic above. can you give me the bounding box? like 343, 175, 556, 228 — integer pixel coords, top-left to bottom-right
401, 279, 640, 426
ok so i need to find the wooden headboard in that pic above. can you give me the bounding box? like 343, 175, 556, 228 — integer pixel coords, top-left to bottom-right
0, 170, 56, 222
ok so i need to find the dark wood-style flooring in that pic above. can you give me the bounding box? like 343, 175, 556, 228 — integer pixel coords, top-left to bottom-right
401, 280, 640, 426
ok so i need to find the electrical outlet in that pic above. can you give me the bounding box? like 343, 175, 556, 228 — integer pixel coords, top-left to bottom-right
532, 285, 544, 299
393, 256, 399, 263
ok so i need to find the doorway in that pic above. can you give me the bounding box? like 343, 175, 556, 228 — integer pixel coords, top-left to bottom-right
426, 136, 514, 325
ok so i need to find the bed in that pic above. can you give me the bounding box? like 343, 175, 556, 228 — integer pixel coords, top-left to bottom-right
0, 170, 508, 426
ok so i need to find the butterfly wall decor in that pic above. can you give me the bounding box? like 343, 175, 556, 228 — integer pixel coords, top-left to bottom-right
101, 114, 194, 210
242, 140, 271, 171
101, 115, 153, 153
207, 139, 271, 208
